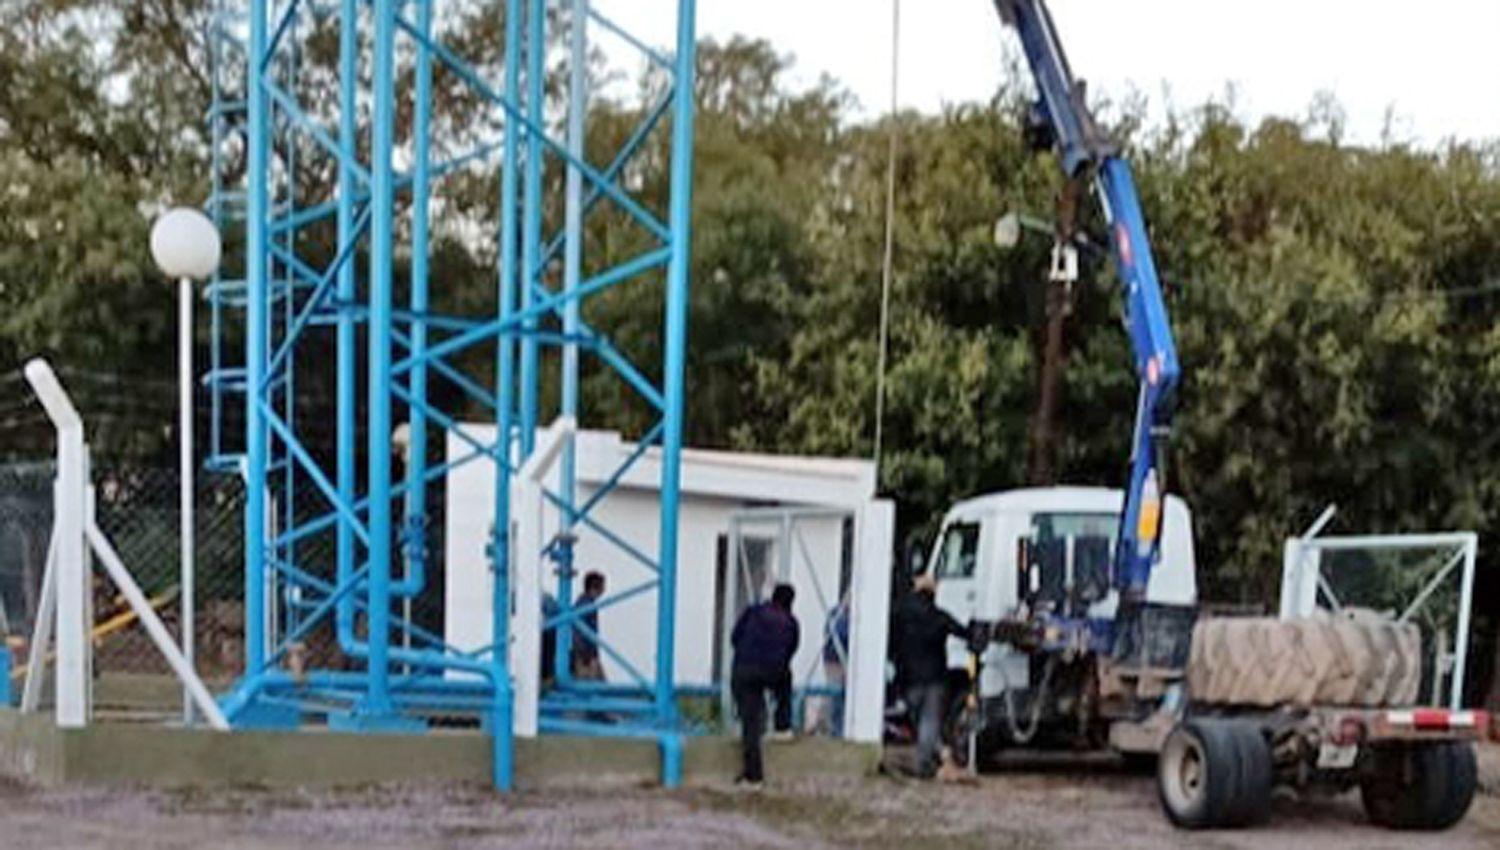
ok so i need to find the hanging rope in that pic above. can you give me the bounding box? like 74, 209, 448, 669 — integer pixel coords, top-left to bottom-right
872, 0, 900, 482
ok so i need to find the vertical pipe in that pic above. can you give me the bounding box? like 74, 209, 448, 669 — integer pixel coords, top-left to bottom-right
491, 0, 524, 792
519, 0, 544, 460
1451, 536, 1477, 709
179, 277, 196, 725
334, 0, 358, 658
553, 0, 589, 687
654, 0, 698, 741
363, 0, 397, 715
244, 0, 270, 679
281, 10, 301, 642
207, 5, 223, 465
399, 0, 433, 598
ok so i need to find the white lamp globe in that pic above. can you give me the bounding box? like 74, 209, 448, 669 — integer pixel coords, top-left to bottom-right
150, 207, 222, 280
993, 211, 1022, 250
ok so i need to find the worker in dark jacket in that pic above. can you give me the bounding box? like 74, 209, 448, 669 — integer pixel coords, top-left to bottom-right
891, 573, 966, 777
730, 583, 800, 787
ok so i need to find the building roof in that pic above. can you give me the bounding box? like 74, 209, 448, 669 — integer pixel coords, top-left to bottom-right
451, 423, 877, 509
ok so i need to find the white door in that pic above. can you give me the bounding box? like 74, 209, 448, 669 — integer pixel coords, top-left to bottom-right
930, 519, 984, 669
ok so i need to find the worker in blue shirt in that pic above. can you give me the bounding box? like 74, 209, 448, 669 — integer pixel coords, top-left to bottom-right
570, 571, 607, 682
730, 583, 799, 787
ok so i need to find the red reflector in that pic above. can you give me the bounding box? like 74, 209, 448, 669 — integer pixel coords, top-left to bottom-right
1410, 710, 1451, 730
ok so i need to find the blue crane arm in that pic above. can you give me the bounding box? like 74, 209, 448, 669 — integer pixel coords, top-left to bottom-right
995, 0, 1181, 601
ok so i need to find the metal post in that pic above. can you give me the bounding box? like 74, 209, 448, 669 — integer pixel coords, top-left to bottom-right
519, 0, 544, 459
334, 0, 358, 650
1451, 534, 1477, 709
491, 0, 525, 792
553, 0, 588, 689
363, 0, 398, 718
245, 0, 270, 682
179, 276, 196, 725
400, 0, 433, 599
655, 0, 698, 780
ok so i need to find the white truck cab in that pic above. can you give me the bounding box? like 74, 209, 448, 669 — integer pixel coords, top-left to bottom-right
927, 486, 1197, 698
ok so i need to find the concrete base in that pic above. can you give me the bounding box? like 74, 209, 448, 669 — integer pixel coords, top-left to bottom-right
326, 708, 428, 733
0, 709, 878, 788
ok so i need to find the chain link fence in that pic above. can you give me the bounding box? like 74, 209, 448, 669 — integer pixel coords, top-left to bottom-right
0, 459, 450, 721
0, 462, 245, 718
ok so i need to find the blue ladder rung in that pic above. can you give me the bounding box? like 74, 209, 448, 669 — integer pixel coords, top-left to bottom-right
204, 453, 246, 474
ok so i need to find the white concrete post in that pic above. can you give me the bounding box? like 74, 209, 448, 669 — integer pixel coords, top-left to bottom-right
846, 499, 894, 743
511, 417, 572, 737
24, 359, 89, 727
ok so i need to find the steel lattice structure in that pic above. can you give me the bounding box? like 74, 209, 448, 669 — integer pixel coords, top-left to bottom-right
203, 0, 698, 788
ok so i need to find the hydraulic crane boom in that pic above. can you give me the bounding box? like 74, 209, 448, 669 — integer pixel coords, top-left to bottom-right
995, 0, 1181, 604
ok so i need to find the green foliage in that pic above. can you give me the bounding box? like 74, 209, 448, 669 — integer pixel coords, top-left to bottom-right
4, 12, 1500, 624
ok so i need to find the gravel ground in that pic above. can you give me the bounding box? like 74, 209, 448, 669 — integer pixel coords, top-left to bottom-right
0, 748, 1497, 849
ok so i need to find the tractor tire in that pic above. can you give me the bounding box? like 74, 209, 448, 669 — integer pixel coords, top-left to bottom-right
1360, 742, 1478, 830
1188, 611, 1421, 708
1158, 719, 1273, 829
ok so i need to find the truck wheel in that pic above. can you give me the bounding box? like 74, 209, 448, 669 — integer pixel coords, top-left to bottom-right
1360, 742, 1478, 830
1225, 720, 1273, 826
1158, 719, 1272, 829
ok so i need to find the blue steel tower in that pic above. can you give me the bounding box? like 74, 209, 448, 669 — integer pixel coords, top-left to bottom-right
204, 0, 699, 789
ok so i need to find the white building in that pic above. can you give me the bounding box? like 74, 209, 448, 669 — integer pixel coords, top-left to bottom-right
444, 422, 894, 741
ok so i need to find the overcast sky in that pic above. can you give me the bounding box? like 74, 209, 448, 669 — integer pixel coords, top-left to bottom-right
593, 0, 1500, 147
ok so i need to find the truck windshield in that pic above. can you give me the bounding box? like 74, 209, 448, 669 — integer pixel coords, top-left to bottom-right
933, 522, 980, 579
1030, 512, 1116, 607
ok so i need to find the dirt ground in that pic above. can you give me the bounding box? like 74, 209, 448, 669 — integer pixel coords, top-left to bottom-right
1, 748, 1497, 849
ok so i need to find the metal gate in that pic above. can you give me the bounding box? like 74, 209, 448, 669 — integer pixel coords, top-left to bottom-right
718, 507, 854, 737
1281, 524, 1478, 710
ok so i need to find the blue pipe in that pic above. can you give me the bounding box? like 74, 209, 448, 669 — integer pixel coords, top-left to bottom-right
361, 0, 398, 718
653, 0, 699, 776
518, 0, 544, 461
244, 0, 270, 678
490, 0, 525, 793
553, 0, 589, 692
396, 0, 434, 601
334, 0, 358, 696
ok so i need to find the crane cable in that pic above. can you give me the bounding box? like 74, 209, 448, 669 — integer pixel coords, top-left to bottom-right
872, 0, 900, 483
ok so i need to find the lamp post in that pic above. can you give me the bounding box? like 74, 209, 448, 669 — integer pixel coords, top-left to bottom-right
149, 207, 222, 725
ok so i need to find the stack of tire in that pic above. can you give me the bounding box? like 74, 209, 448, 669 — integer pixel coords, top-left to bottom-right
1186, 609, 1421, 708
